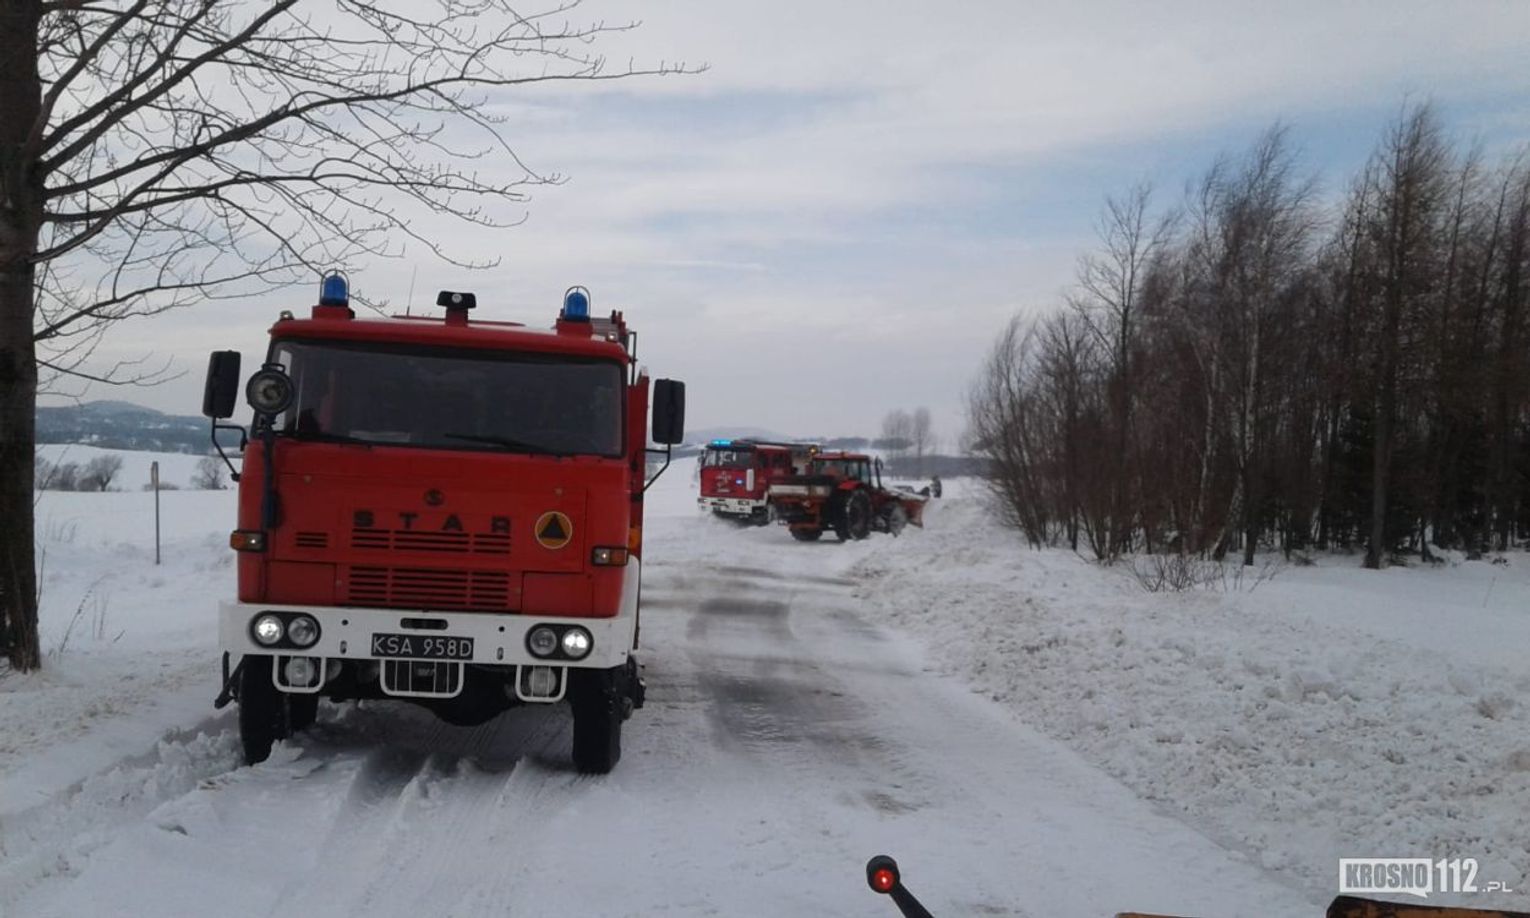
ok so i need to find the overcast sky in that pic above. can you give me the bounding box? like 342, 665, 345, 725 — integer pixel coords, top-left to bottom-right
55, 0, 1530, 443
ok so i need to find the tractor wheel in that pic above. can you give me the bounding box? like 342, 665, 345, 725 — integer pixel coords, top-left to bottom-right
886, 503, 909, 537
791, 527, 824, 542
838, 490, 872, 541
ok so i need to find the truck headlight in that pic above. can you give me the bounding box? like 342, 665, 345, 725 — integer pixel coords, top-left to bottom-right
527, 626, 558, 658
561, 627, 592, 660
251, 614, 284, 646
286, 615, 320, 648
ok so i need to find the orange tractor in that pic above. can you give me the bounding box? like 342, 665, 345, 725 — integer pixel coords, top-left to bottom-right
767, 451, 927, 542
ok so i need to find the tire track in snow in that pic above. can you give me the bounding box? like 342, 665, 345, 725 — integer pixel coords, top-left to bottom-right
258, 704, 579, 917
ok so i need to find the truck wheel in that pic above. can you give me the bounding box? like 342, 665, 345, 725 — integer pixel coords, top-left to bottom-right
569, 668, 624, 774
238, 656, 293, 765
841, 490, 872, 540
288, 694, 319, 732
790, 527, 824, 542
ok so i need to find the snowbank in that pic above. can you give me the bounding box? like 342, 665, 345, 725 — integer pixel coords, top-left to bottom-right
4, 487, 238, 813
852, 494, 1530, 907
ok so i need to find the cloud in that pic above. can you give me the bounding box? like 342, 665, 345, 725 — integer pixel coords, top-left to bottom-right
49, 0, 1530, 439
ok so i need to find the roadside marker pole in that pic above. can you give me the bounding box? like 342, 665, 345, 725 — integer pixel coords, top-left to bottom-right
151, 461, 161, 566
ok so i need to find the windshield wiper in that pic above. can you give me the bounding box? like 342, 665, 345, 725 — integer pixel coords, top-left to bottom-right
442, 432, 571, 456
285, 431, 374, 447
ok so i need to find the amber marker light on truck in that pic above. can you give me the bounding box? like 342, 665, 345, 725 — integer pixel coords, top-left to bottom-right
591, 546, 629, 566
230, 530, 266, 551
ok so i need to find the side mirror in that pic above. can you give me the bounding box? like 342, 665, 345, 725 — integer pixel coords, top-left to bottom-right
652, 379, 686, 446
203, 351, 242, 419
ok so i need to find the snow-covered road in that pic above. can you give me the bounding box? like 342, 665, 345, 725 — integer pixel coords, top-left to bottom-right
3, 473, 1316, 917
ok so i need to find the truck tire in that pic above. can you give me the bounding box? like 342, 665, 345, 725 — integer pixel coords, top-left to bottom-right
836, 490, 872, 541
569, 667, 624, 774
790, 527, 824, 542
288, 694, 319, 732
238, 656, 296, 765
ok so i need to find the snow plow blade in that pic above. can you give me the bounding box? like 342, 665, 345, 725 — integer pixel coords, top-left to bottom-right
1113, 899, 1530, 918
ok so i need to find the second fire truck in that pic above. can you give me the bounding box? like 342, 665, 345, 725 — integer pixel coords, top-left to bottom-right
697, 439, 818, 524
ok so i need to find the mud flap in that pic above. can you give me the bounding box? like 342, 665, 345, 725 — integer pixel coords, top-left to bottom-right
628, 657, 645, 714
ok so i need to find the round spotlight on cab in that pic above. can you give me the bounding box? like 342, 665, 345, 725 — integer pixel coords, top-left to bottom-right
560, 627, 592, 660
251, 614, 284, 646
526, 626, 559, 658
245, 367, 294, 416
286, 615, 320, 648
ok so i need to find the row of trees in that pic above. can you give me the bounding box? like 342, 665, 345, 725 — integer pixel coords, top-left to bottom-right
34, 453, 121, 491
879, 408, 937, 473
969, 105, 1530, 567
34, 454, 226, 491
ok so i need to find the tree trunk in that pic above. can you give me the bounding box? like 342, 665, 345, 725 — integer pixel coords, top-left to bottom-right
1365, 375, 1394, 570
0, 0, 43, 670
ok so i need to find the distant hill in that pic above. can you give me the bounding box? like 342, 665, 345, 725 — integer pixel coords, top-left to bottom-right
37, 401, 210, 454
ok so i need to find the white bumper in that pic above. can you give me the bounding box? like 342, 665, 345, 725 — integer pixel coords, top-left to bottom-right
699, 496, 763, 516
219, 560, 639, 670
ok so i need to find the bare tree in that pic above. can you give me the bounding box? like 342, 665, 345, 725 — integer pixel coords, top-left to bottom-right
1359, 104, 1451, 568
33, 454, 52, 491
909, 407, 933, 474
1, 1, 693, 670
879, 409, 913, 461
80, 453, 123, 491
193, 454, 226, 490
970, 107, 1530, 575
1069, 184, 1174, 559
48, 461, 80, 491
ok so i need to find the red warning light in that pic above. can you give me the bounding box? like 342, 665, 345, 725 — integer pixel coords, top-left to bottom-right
872, 868, 897, 893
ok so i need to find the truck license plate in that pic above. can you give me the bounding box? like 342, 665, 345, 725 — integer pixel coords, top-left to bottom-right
370, 633, 475, 661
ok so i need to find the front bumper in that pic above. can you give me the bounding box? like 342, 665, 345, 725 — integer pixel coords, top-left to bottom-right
219, 563, 639, 671
699, 496, 763, 516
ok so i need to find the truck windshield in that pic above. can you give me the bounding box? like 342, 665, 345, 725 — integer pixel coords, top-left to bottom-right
268, 339, 625, 457
702, 449, 753, 468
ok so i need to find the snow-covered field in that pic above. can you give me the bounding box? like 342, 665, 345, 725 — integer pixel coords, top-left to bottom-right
36, 443, 215, 491
2, 454, 1524, 916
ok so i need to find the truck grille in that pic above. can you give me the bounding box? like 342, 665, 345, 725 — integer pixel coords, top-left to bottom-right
346, 566, 513, 610
350, 529, 511, 555
295, 532, 330, 549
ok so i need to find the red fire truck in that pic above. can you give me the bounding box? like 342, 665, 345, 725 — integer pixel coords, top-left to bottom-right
201, 277, 685, 773
697, 439, 818, 524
